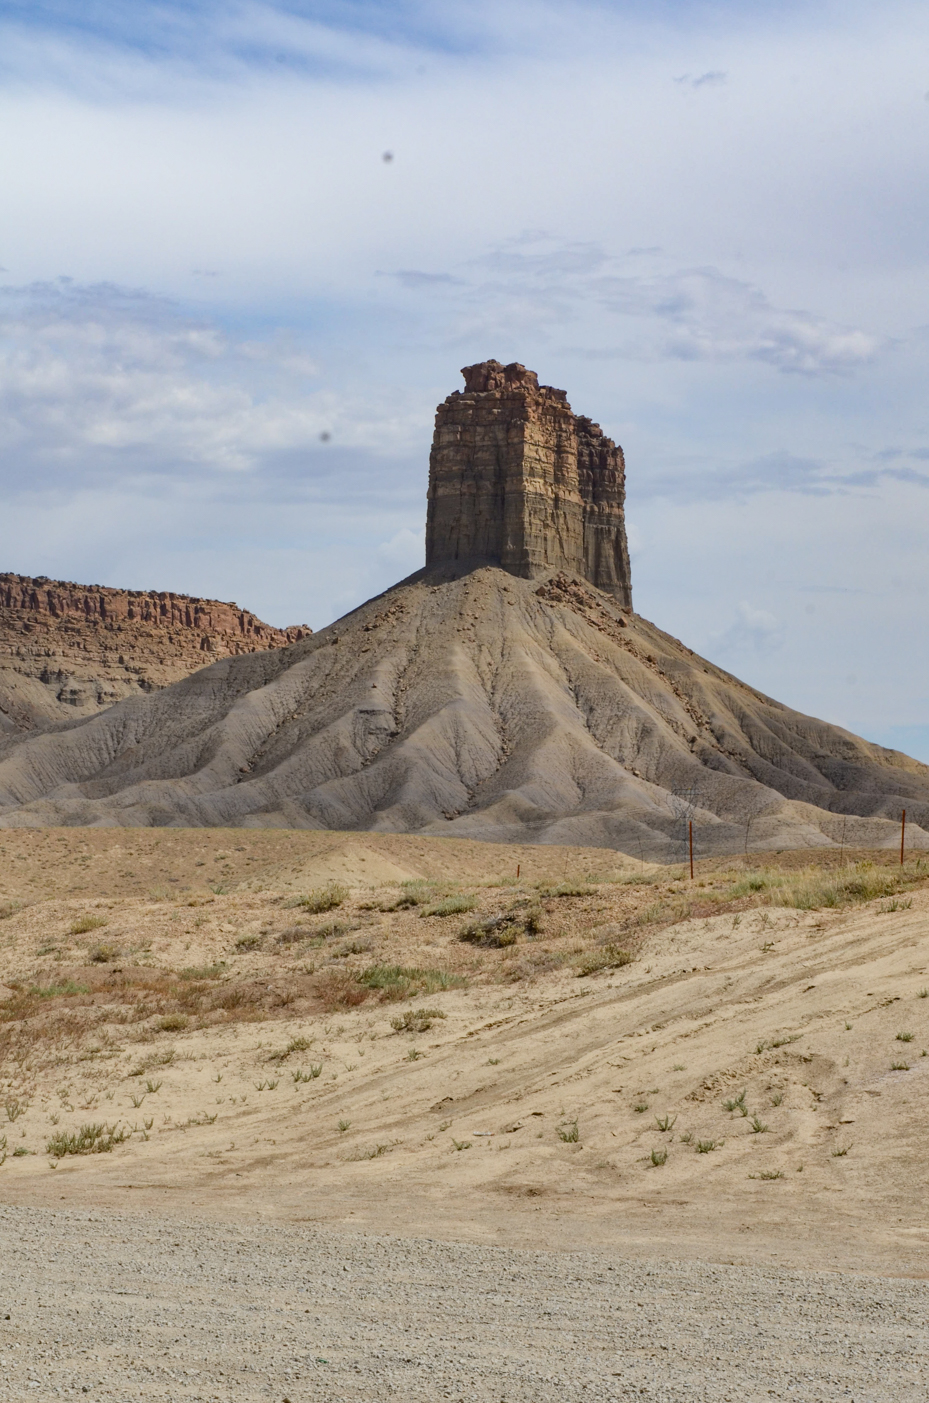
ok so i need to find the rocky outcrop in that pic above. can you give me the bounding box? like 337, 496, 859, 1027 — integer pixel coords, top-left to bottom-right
426, 361, 632, 607
0, 574, 309, 734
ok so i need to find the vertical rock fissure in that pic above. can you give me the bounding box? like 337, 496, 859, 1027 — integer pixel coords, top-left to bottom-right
425, 360, 632, 608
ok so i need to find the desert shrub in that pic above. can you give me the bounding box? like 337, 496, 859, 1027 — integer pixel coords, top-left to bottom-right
420, 894, 477, 918
0, 900, 23, 920
69, 914, 107, 936
540, 881, 595, 898
376, 879, 441, 912
459, 915, 520, 948
390, 1007, 446, 1033
358, 964, 466, 1001
334, 937, 374, 958
574, 945, 633, 977
235, 933, 263, 952
314, 971, 369, 1011
291, 883, 349, 914
157, 1014, 188, 1032
88, 943, 121, 964
47, 1122, 127, 1157
179, 962, 226, 980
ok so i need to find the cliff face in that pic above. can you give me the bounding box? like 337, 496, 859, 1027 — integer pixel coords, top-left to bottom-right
0, 574, 309, 735
425, 360, 632, 606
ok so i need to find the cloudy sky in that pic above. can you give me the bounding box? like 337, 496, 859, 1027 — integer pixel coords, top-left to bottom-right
1, 0, 928, 756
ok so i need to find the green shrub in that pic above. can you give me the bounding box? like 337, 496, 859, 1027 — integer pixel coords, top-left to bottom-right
421, 894, 477, 918
47, 1123, 127, 1157
358, 965, 466, 1000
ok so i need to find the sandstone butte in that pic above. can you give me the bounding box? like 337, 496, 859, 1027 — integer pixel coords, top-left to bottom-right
0, 574, 310, 735
0, 358, 927, 857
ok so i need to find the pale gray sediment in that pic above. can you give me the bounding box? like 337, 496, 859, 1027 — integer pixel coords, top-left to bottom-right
0, 1204, 927, 1401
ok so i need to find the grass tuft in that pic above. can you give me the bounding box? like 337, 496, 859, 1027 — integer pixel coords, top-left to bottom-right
69, 914, 108, 936
46, 1122, 127, 1157
390, 1007, 446, 1034
421, 894, 477, 918
290, 883, 349, 915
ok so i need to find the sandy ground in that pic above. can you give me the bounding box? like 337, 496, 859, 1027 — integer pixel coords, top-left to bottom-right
2, 829, 928, 1397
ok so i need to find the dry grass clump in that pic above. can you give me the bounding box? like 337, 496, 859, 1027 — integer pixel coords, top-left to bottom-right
390, 1007, 446, 1033
574, 945, 633, 977
420, 894, 477, 918
47, 1122, 127, 1157
460, 915, 520, 948
69, 914, 108, 936
88, 943, 122, 964
765, 862, 917, 911
288, 883, 349, 915
540, 881, 596, 898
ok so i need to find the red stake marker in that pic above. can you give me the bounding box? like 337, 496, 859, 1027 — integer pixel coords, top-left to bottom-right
901, 810, 906, 866
689, 820, 694, 880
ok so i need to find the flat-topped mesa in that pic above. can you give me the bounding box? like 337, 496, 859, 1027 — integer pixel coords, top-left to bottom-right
425, 359, 632, 608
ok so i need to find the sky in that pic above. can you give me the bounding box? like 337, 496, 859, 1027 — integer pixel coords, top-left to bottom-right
1, 0, 929, 756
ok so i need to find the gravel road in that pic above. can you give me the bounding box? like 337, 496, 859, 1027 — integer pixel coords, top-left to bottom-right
1, 1204, 926, 1402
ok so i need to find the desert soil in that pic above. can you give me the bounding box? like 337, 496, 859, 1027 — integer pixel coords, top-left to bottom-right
1, 828, 928, 1398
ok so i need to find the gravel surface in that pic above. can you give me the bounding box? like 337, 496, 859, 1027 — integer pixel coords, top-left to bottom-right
1, 1205, 927, 1401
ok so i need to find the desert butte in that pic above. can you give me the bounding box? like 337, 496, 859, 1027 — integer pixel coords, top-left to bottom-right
2, 363, 928, 1399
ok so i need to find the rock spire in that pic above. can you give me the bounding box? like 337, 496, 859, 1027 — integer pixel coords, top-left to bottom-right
425, 360, 632, 607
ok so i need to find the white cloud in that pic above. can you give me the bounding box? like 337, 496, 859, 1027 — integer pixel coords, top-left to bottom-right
711, 601, 783, 657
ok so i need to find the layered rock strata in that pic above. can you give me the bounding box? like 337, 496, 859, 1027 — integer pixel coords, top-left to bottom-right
426, 360, 632, 606
0, 574, 309, 734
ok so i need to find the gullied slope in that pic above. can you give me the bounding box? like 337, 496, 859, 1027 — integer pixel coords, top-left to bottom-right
0, 566, 926, 855
0, 572, 310, 735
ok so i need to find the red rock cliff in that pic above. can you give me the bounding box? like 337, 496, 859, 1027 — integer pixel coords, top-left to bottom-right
0, 574, 310, 734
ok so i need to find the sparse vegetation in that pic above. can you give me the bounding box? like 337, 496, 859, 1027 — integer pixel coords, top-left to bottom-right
421, 894, 477, 918
575, 945, 633, 977
649, 1148, 668, 1167
749, 1116, 769, 1134
290, 883, 349, 915
654, 1114, 676, 1132
390, 1008, 446, 1034
69, 914, 108, 936
47, 1122, 127, 1157
896, 1031, 914, 1042
557, 1120, 579, 1143
696, 1139, 719, 1153
235, 933, 263, 952
541, 881, 594, 898
88, 943, 121, 963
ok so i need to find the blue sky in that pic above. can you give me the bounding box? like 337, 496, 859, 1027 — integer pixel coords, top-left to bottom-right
1, 0, 929, 757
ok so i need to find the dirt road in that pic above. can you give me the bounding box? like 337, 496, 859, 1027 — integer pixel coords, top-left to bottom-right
2, 1203, 927, 1402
